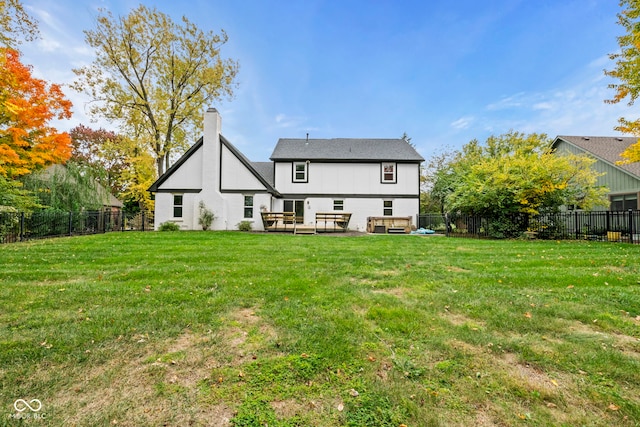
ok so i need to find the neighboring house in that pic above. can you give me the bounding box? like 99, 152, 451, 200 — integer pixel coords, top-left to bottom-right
39, 164, 124, 211
552, 136, 640, 210
148, 108, 424, 231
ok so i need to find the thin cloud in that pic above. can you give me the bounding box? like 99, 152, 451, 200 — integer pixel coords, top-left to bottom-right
450, 116, 474, 130
485, 92, 527, 111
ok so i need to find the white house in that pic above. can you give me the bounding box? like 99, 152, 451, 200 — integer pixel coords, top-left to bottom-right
149, 108, 424, 231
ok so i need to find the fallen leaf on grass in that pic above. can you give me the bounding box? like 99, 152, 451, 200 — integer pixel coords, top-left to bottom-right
349, 389, 359, 397
608, 403, 620, 411
550, 379, 559, 387
524, 312, 532, 318
337, 403, 344, 412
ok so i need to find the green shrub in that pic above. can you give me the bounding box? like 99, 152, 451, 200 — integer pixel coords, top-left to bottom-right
198, 201, 215, 230
237, 220, 252, 231
158, 221, 180, 231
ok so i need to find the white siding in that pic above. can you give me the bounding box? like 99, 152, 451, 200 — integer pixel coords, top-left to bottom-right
274, 162, 419, 196
271, 196, 418, 231
220, 145, 268, 191
153, 192, 199, 230
223, 193, 272, 231
159, 149, 203, 190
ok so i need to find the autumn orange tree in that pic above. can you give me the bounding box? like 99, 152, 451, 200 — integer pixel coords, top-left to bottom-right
0, 48, 73, 179
606, 0, 640, 163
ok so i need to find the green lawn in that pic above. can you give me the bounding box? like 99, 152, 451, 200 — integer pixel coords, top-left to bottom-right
1, 232, 639, 426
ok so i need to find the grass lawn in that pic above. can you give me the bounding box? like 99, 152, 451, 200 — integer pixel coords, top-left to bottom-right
0, 232, 639, 426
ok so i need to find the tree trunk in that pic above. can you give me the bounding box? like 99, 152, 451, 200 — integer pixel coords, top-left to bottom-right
156, 156, 164, 176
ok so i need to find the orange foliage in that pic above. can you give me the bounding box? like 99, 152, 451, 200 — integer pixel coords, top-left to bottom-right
0, 48, 72, 178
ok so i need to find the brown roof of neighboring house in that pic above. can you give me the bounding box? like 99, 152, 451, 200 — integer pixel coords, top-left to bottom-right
554, 136, 640, 179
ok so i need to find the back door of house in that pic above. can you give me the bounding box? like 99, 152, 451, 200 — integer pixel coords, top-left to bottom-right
283, 200, 304, 223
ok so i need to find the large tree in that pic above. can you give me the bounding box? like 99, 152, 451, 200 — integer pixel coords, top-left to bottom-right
605, 0, 640, 163
70, 125, 129, 195
0, 48, 72, 179
433, 132, 608, 224
0, 0, 39, 48
69, 125, 155, 210
72, 4, 239, 176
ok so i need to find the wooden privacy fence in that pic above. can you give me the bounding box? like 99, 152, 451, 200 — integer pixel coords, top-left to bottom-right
0, 210, 154, 244
417, 210, 640, 244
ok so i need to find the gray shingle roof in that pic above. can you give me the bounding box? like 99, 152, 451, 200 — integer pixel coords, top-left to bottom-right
251, 162, 275, 188
270, 138, 424, 162
556, 136, 640, 178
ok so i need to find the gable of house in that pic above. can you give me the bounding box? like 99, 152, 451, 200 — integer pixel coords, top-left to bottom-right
148, 138, 204, 193
552, 136, 640, 210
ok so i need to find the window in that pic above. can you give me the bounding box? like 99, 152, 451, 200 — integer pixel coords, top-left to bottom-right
381, 162, 396, 183
173, 194, 183, 218
610, 194, 638, 211
333, 200, 344, 211
383, 200, 393, 216
244, 195, 254, 219
293, 162, 308, 182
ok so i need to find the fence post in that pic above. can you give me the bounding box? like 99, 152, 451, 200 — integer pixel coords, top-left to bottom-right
20, 212, 25, 242
574, 211, 579, 240
445, 213, 450, 237
629, 209, 634, 244
141, 211, 146, 232
68, 212, 73, 236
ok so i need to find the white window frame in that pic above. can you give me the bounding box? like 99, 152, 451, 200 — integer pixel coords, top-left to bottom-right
293, 162, 308, 183
243, 195, 254, 219
381, 162, 396, 183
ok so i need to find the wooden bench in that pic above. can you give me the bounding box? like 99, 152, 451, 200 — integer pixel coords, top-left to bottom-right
261, 212, 297, 232
315, 212, 352, 232
366, 216, 412, 234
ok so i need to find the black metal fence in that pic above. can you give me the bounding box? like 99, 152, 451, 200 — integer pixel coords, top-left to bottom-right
418, 210, 640, 244
0, 210, 154, 244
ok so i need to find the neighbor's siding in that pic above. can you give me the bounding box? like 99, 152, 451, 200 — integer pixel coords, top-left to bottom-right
555, 140, 640, 194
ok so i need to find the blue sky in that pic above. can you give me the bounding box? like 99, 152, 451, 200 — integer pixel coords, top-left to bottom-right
19, 0, 632, 162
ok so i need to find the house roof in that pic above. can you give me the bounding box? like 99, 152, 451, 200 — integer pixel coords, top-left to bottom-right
148, 135, 279, 195
554, 136, 640, 179
251, 161, 275, 188
270, 138, 424, 162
